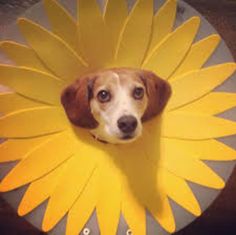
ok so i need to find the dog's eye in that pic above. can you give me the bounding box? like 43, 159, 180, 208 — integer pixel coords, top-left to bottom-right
133, 87, 144, 100
97, 90, 111, 103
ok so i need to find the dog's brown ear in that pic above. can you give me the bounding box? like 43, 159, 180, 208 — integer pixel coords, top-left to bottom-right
140, 70, 172, 122
61, 76, 98, 129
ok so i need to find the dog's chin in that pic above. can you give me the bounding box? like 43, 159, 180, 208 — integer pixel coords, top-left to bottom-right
116, 134, 138, 144
90, 130, 140, 144
106, 135, 139, 144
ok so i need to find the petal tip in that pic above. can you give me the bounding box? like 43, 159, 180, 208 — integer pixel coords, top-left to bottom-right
195, 209, 202, 217
0, 181, 9, 192
166, 0, 177, 7
42, 221, 52, 233
218, 179, 226, 189
17, 206, 27, 217
0, 40, 25, 49
17, 18, 35, 29
167, 222, 176, 234
233, 63, 236, 70
183, 16, 200, 30
191, 16, 201, 26
193, 203, 202, 217
0, 40, 15, 48
0, 41, 6, 47
42, 212, 58, 232
225, 62, 236, 72
212, 34, 221, 41
43, 0, 59, 9
17, 17, 27, 25
206, 34, 221, 46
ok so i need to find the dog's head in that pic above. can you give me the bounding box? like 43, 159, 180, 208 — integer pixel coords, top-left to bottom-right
61, 68, 171, 144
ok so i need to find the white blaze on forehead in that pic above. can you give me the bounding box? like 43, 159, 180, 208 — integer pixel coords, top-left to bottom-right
116, 85, 137, 117
111, 72, 139, 119
112, 71, 120, 80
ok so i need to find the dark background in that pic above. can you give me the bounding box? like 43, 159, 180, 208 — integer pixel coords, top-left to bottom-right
0, 0, 236, 234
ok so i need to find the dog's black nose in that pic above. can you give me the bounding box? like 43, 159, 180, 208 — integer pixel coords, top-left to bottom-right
117, 115, 138, 134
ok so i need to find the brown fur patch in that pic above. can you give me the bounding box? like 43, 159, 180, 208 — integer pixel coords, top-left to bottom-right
61, 75, 99, 129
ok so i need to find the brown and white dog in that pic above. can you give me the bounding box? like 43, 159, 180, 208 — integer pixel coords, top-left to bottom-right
61, 68, 171, 144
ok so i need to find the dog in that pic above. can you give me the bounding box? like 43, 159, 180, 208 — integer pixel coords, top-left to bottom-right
61, 68, 171, 144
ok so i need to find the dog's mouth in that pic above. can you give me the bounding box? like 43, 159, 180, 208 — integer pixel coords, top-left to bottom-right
91, 133, 136, 144
121, 134, 135, 140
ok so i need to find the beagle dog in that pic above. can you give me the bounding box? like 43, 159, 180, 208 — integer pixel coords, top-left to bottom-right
61, 68, 171, 144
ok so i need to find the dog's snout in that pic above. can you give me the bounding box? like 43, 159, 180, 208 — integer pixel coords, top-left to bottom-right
117, 115, 138, 134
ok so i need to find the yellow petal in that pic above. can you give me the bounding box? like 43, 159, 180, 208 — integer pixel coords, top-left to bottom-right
66, 168, 99, 235
42, 154, 97, 232
0, 107, 68, 138
104, 0, 128, 31
161, 154, 225, 189
115, 0, 153, 67
0, 92, 45, 115
146, 191, 175, 233
18, 18, 88, 81
177, 92, 236, 115
97, 163, 122, 235
167, 63, 236, 110
0, 136, 51, 163
0, 132, 75, 191
158, 169, 201, 216
147, 0, 177, 56
122, 181, 146, 235
143, 17, 200, 79
171, 34, 221, 79
44, 0, 80, 54
161, 138, 236, 161
159, 138, 225, 188
162, 137, 236, 162
0, 65, 64, 105
78, 0, 113, 69
0, 41, 49, 73
118, 144, 175, 233
18, 165, 66, 216
104, 0, 128, 56
162, 112, 236, 140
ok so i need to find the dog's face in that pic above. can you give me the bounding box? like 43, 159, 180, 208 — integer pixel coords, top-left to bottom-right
89, 69, 148, 143
61, 68, 171, 144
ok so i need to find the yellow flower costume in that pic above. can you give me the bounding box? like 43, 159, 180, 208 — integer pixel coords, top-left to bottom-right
0, 0, 236, 234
